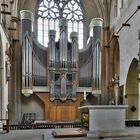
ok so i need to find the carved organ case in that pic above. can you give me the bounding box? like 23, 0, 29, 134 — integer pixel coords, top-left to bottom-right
48, 18, 79, 102
20, 10, 103, 121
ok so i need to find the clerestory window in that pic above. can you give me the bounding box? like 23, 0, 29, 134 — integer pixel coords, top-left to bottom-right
37, 0, 83, 49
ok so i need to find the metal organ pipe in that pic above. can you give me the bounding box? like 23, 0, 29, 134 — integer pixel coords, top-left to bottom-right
49, 30, 56, 67
90, 18, 103, 89
59, 19, 68, 68
20, 10, 33, 41
70, 32, 78, 101
71, 32, 78, 68
20, 10, 33, 96
48, 30, 56, 101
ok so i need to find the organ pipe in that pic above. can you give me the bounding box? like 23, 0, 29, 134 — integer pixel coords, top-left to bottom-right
90, 18, 103, 89
48, 30, 56, 67
20, 10, 33, 95
59, 18, 68, 68
71, 32, 78, 68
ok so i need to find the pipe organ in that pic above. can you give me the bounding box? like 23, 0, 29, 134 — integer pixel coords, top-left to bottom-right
48, 18, 78, 102
20, 10, 104, 121
20, 12, 103, 98
20, 10, 103, 120
21, 10, 48, 96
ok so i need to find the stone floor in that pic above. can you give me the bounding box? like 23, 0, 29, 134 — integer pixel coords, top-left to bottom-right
1, 127, 140, 140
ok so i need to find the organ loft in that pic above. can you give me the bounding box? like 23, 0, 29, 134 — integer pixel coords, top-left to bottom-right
19, 10, 103, 122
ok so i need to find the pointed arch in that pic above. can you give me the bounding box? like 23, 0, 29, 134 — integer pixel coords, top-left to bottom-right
36, 0, 84, 49
126, 58, 139, 119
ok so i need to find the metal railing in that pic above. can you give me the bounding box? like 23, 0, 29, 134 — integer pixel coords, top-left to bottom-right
2, 119, 140, 132
3, 121, 82, 130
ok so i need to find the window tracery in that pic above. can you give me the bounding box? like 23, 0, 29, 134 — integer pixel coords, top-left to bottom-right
37, 0, 83, 49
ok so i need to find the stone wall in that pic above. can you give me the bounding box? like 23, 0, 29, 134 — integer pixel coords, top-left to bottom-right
114, 0, 140, 86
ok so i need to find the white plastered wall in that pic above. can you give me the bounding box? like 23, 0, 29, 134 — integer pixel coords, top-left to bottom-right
114, 0, 140, 86
113, 0, 140, 119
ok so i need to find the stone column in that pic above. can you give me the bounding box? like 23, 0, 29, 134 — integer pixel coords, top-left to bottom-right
138, 42, 140, 119
0, 38, 4, 121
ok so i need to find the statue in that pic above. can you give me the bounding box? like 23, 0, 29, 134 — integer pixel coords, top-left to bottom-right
112, 74, 119, 105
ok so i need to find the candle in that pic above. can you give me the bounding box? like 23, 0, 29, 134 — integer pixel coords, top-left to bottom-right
84, 90, 86, 100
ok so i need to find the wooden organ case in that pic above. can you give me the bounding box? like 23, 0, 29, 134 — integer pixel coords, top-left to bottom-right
20, 10, 103, 122
21, 11, 83, 122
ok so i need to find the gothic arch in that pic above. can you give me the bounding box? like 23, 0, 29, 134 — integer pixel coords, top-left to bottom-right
126, 58, 138, 119
93, 0, 111, 27
35, 0, 84, 48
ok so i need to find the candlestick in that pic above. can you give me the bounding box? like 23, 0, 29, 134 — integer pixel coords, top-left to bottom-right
84, 90, 86, 100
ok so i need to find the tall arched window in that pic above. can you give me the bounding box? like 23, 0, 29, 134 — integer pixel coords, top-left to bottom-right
37, 0, 83, 49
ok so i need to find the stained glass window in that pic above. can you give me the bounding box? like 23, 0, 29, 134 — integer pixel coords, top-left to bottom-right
37, 0, 83, 49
